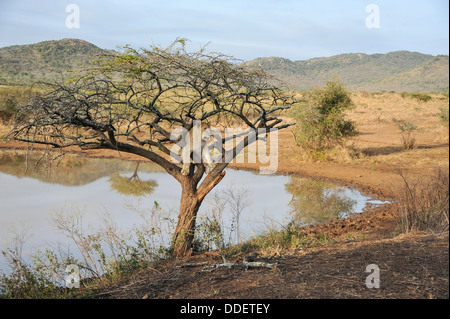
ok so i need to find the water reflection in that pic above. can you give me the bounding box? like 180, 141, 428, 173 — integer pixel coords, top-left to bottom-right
109, 163, 158, 197
0, 150, 163, 187
285, 177, 357, 226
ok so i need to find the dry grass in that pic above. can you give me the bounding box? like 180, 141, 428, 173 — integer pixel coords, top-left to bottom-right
349, 92, 449, 144
334, 92, 450, 170
350, 92, 447, 124
394, 167, 449, 234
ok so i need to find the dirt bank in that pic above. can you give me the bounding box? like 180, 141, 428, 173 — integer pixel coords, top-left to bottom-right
94, 204, 448, 299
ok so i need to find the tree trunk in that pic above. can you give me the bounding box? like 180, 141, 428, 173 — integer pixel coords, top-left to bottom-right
171, 177, 202, 257
171, 171, 227, 257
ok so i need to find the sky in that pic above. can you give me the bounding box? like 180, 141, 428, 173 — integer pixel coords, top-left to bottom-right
0, 0, 448, 61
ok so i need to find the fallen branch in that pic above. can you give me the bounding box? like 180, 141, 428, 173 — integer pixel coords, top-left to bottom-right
179, 261, 210, 268
200, 261, 277, 272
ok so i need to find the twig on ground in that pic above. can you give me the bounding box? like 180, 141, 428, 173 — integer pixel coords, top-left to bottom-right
200, 261, 278, 272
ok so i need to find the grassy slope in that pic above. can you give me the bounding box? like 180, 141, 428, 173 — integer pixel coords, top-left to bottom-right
0, 38, 108, 85
245, 51, 449, 93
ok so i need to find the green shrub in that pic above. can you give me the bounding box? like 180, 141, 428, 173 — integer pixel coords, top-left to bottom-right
408, 92, 432, 102
400, 92, 432, 102
396, 121, 417, 150
437, 106, 449, 127
290, 80, 358, 152
0, 86, 32, 123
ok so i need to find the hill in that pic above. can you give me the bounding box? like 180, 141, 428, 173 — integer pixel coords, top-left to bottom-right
0, 38, 109, 85
359, 55, 449, 93
0, 39, 448, 92
244, 51, 449, 93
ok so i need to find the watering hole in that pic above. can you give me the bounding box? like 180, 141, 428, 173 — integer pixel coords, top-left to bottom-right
0, 150, 387, 271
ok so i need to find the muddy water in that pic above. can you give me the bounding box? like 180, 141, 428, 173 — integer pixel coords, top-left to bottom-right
0, 150, 386, 271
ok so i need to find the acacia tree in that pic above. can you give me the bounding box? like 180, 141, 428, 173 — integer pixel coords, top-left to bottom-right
9, 40, 294, 256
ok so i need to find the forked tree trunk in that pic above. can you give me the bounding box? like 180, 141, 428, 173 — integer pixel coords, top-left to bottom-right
171, 170, 226, 257
171, 178, 202, 257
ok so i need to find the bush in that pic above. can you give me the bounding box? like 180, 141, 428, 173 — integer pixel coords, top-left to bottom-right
437, 106, 449, 127
409, 92, 432, 102
0, 203, 175, 298
395, 167, 449, 234
0, 97, 18, 123
290, 80, 358, 153
400, 92, 432, 102
0, 86, 32, 124
396, 121, 417, 150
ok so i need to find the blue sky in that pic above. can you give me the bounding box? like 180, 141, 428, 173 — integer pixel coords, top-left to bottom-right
0, 0, 448, 61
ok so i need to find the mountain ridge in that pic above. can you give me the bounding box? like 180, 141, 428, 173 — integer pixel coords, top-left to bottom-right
0, 38, 448, 92
245, 51, 448, 92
